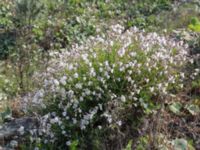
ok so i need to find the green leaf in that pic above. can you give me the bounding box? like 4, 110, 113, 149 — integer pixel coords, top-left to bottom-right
0, 106, 12, 121
188, 24, 200, 32
188, 139, 195, 150
190, 17, 200, 26
173, 138, 188, 150
69, 140, 78, 150
185, 104, 200, 116
123, 140, 132, 150
169, 102, 182, 115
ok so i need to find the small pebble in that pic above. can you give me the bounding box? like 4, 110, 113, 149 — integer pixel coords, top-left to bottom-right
10, 140, 18, 148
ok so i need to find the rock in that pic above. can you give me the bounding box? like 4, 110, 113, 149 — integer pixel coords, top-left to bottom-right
0, 146, 14, 150
0, 117, 39, 146
10, 140, 18, 148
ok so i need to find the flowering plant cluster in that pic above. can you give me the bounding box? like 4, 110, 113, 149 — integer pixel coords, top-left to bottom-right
25, 24, 197, 149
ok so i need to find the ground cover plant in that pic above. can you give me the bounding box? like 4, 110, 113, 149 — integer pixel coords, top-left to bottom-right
0, 0, 200, 150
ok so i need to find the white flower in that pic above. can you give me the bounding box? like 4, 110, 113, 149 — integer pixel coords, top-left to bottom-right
18, 126, 24, 135
195, 68, 200, 72
90, 68, 96, 77
98, 104, 103, 110
108, 117, 112, 123
149, 87, 154, 93
128, 70, 132, 75
145, 78, 149, 83
82, 53, 88, 61
110, 41, 114, 46
180, 73, 185, 78
79, 96, 84, 101
118, 48, 126, 57
74, 73, 79, 78
54, 79, 60, 86
62, 111, 67, 117
60, 76, 67, 85
72, 118, 77, 124
117, 120, 122, 126
104, 61, 109, 66
75, 83, 82, 89
80, 124, 86, 130
136, 89, 140, 94
158, 83, 162, 89
130, 52, 136, 57
34, 147, 39, 150
68, 64, 74, 70
120, 95, 126, 102
85, 89, 91, 95
66, 141, 71, 146
99, 67, 103, 72
62, 130, 66, 135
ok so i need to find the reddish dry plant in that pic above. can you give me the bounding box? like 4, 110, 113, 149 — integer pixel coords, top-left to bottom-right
10, 98, 24, 118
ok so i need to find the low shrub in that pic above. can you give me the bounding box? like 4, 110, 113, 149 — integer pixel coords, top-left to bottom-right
21, 24, 194, 149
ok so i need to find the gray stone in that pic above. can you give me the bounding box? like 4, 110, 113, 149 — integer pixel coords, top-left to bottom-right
0, 117, 38, 145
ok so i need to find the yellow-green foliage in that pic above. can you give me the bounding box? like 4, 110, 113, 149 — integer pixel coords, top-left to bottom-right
188, 17, 200, 32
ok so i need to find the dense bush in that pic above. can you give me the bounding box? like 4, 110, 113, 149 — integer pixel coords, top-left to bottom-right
21, 24, 193, 149
0, 0, 15, 60
124, 0, 173, 30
